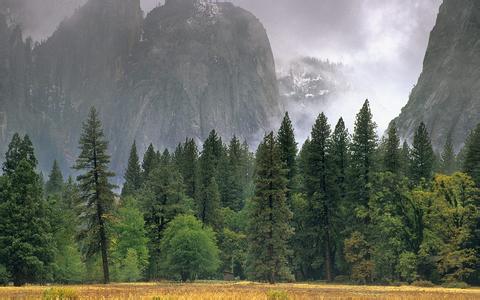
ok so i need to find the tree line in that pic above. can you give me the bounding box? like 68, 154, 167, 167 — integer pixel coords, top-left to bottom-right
1, 101, 480, 287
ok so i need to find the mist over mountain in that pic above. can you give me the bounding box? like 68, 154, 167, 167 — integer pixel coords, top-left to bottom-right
0, 0, 281, 176
394, 0, 480, 152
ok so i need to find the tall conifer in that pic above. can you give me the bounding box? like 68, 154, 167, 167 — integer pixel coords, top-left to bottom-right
74, 107, 116, 284
410, 122, 435, 184
247, 132, 292, 283
122, 141, 142, 197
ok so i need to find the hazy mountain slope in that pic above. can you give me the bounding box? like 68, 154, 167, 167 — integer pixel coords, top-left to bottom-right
394, 0, 480, 151
0, 0, 282, 176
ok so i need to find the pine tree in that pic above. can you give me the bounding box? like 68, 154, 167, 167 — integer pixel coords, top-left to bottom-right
331, 118, 350, 202
45, 160, 64, 196
141, 163, 188, 279
175, 138, 198, 199
304, 113, 336, 281
74, 107, 116, 284
410, 122, 435, 184
277, 112, 298, 205
142, 144, 158, 181
440, 136, 456, 175
197, 130, 224, 227
224, 136, 246, 211
0, 135, 54, 286
122, 141, 142, 197
384, 124, 401, 174
463, 124, 480, 185
350, 100, 377, 206
247, 132, 292, 283
400, 141, 411, 177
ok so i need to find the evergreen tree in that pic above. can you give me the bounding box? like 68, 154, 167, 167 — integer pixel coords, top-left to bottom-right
440, 136, 456, 175
142, 144, 158, 181
400, 141, 411, 177
74, 107, 116, 284
122, 141, 142, 197
384, 124, 401, 174
141, 164, 189, 279
247, 132, 292, 283
463, 124, 480, 185
350, 100, 377, 206
224, 136, 246, 211
277, 112, 298, 204
410, 122, 435, 184
304, 113, 336, 281
197, 130, 224, 227
331, 118, 350, 203
45, 160, 64, 196
0, 135, 54, 286
174, 138, 198, 199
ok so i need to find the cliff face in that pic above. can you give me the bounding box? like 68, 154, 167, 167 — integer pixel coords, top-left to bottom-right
394, 0, 480, 151
0, 0, 282, 175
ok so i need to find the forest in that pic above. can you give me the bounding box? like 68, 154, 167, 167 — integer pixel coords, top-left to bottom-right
0, 100, 479, 288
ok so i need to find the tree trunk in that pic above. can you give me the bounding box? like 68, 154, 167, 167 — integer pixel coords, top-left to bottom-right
324, 228, 333, 282
93, 147, 110, 284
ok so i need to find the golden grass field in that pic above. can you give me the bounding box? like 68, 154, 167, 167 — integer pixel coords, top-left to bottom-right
1, 281, 480, 300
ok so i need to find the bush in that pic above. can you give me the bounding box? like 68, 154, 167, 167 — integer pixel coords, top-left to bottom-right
396, 252, 418, 283
442, 281, 470, 289
411, 280, 435, 287
0, 264, 9, 285
160, 215, 220, 281
42, 288, 79, 300
267, 290, 289, 300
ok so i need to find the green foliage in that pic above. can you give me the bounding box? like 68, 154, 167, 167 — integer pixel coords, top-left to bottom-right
74, 107, 116, 284
410, 122, 435, 184
197, 130, 224, 228
417, 173, 480, 284
111, 197, 149, 281
174, 138, 198, 199
142, 144, 159, 181
0, 264, 9, 285
267, 290, 290, 300
247, 132, 293, 283
350, 100, 377, 207
384, 124, 401, 174
159, 215, 220, 281
303, 113, 336, 281
140, 163, 188, 279
344, 231, 374, 284
122, 141, 142, 197
45, 160, 64, 196
0, 135, 54, 286
42, 288, 79, 300
440, 136, 457, 175
278, 112, 298, 204
397, 252, 418, 283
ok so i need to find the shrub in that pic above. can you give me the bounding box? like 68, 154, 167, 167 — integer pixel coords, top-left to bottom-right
160, 215, 220, 281
42, 288, 79, 300
396, 252, 418, 283
267, 290, 289, 300
0, 264, 9, 285
442, 281, 470, 289
411, 280, 435, 287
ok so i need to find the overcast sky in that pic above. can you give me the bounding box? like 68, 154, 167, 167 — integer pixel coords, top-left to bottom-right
140, 0, 442, 134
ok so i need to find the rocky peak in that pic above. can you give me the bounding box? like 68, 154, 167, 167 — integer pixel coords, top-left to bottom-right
394, 0, 480, 152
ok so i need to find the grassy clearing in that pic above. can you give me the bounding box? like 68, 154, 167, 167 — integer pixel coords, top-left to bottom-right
0, 282, 480, 299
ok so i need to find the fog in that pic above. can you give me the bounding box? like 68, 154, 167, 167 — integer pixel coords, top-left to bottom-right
10, 0, 443, 136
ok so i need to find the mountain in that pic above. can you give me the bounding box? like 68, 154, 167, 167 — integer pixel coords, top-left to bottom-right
394, 0, 480, 152
278, 57, 349, 139
0, 0, 282, 176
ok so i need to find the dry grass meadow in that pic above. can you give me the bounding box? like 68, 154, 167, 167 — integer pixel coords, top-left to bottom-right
1, 281, 480, 300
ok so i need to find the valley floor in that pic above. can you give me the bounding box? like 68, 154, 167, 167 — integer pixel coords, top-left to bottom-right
1, 281, 480, 300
